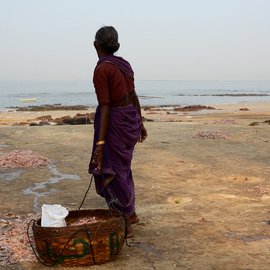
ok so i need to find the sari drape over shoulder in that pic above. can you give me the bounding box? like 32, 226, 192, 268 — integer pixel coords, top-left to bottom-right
96, 55, 134, 77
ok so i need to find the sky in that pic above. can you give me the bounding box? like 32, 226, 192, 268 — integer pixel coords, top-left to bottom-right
0, 0, 270, 81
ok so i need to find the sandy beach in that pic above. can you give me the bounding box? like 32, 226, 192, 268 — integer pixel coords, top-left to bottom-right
1, 101, 270, 269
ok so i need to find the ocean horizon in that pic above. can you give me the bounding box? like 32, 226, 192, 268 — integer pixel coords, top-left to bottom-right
0, 80, 270, 111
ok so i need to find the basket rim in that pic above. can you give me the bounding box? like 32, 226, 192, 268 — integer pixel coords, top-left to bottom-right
33, 208, 125, 229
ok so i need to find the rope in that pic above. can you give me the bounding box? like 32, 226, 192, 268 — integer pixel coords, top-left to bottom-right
84, 224, 96, 264
27, 219, 56, 267
79, 174, 128, 215
78, 175, 94, 211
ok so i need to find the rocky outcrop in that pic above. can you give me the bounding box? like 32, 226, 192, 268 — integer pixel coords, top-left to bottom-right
34, 115, 53, 121
174, 105, 216, 112
53, 115, 73, 125
12, 104, 90, 111
143, 105, 216, 112
249, 120, 270, 126
54, 113, 95, 125
26, 113, 95, 126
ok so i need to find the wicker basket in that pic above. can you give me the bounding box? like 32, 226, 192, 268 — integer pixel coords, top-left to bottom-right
30, 209, 126, 266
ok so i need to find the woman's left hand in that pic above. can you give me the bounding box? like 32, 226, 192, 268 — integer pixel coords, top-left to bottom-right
91, 145, 104, 174
139, 123, 148, 142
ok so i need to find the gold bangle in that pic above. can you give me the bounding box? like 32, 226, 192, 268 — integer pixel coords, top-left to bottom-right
96, 140, 105, 146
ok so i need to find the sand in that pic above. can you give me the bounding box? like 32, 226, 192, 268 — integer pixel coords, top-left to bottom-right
0, 102, 270, 269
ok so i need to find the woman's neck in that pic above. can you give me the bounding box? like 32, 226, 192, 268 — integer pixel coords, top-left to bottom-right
97, 51, 113, 59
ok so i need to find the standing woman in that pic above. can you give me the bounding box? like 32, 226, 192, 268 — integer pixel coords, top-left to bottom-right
89, 26, 147, 237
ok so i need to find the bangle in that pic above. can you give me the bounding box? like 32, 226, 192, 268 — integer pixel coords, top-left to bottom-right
96, 140, 105, 146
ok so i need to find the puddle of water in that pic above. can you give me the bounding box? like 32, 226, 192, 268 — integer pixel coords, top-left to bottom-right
239, 235, 270, 242
0, 169, 23, 181
226, 232, 270, 242
23, 163, 80, 212
0, 144, 9, 148
131, 241, 164, 258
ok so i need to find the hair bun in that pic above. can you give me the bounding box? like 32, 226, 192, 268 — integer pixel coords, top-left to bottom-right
95, 26, 120, 54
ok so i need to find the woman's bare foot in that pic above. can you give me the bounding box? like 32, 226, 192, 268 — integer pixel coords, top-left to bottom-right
126, 223, 134, 238
127, 212, 140, 225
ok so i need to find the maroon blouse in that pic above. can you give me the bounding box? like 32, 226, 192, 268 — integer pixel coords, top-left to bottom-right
93, 62, 135, 105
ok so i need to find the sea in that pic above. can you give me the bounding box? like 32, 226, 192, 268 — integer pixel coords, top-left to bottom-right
0, 80, 270, 111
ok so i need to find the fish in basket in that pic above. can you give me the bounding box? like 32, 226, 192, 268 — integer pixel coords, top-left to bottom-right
29, 209, 126, 266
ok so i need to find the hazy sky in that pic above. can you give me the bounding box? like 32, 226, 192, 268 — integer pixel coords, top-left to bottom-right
0, 0, 269, 81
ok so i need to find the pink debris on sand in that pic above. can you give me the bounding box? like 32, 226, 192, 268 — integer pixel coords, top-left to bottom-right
245, 184, 270, 196
68, 217, 99, 226
193, 130, 230, 139
0, 213, 38, 265
213, 118, 237, 125
0, 150, 50, 168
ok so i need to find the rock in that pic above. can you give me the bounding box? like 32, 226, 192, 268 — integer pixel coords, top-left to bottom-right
13, 122, 29, 126
28, 117, 53, 126
25, 113, 95, 126
249, 122, 259, 126
39, 121, 51, 126
29, 122, 40, 126
249, 120, 270, 126
142, 116, 154, 122
53, 116, 73, 125
143, 106, 155, 111
53, 113, 95, 125
33, 115, 53, 121
71, 113, 95, 125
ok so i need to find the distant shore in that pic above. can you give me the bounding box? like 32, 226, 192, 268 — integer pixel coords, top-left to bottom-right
1, 101, 270, 127
9, 104, 90, 111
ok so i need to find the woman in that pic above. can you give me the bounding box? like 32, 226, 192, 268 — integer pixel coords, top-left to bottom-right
89, 26, 147, 237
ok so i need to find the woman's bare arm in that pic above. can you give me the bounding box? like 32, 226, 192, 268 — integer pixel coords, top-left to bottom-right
92, 104, 110, 173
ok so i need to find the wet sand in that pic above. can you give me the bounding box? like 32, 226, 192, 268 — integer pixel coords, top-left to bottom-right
1, 102, 270, 269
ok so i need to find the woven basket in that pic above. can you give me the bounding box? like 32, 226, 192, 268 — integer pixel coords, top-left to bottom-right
30, 209, 126, 266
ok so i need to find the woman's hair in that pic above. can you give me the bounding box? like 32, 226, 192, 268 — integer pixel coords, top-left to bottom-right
95, 26, 120, 54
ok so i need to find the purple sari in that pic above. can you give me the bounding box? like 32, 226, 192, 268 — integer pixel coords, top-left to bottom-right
89, 55, 141, 216
89, 104, 141, 216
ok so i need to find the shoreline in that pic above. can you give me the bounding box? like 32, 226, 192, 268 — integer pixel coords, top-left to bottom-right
1, 101, 270, 126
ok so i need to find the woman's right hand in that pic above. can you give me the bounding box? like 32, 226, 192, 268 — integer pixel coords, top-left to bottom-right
91, 145, 104, 174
